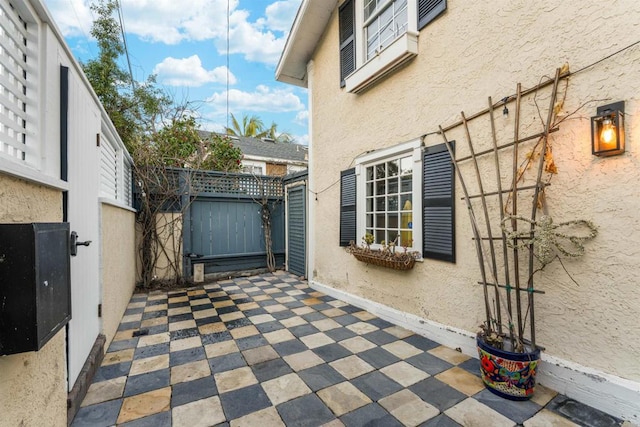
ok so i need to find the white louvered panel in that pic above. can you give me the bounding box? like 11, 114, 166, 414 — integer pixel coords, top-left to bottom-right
100, 136, 117, 199
122, 158, 132, 206
0, 0, 37, 168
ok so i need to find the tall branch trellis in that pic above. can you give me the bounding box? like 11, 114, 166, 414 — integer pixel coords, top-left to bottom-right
438, 68, 564, 352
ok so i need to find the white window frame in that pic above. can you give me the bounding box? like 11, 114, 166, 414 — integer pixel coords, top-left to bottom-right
355, 138, 422, 254
345, 0, 418, 93
241, 159, 266, 175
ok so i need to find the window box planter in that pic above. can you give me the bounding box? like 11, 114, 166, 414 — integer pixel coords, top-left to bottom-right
347, 244, 418, 271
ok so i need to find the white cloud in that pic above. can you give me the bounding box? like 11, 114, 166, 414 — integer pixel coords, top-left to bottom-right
45, 0, 94, 38
46, 0, 302, 66
259, 0, 302, 32
292, 133, 309, 146
207, 84, 305, 113
153, 55, 236, 87
294, 110, 309, 126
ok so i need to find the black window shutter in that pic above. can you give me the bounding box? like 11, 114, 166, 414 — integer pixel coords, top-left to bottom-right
418, 0, 446, 30
339, 0, 355, 87
340, 168, 357, 246
423, 142, 455, 262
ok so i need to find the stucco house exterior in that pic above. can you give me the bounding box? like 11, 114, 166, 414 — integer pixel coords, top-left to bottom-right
0, 0, 136, 424
277, 0, 640, 422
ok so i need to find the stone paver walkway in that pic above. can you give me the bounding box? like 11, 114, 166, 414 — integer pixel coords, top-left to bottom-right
72, 272, 623, 426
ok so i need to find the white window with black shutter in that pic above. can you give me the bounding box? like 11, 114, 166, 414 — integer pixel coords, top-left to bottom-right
339, 139, 454, 261
339, 0, 446, 93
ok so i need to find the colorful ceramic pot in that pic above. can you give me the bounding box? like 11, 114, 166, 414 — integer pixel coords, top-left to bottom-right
477, 335, 541, 401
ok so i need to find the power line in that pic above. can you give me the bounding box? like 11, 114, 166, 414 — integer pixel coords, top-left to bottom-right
116, 0, 135, 93
226, 0, 230, 131
67, 0, 94, 58
309, 40, 640, 199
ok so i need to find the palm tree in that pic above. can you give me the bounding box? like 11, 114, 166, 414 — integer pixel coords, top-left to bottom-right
225, 113, 296, 143
264, 122, 295, 143
225, 113, 265, 138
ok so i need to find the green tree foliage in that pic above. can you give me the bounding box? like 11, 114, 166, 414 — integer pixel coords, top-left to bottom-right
82, 0, 170, 152
264, 122, 294, 143
225, 113, 265, 138
83, 0, 244, 288
201, 134, 243, 172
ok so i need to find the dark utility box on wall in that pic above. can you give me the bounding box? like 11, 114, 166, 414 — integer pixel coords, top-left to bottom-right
0, 223, 72, 355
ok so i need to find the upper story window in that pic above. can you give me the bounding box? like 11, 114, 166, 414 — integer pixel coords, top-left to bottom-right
340, 0, 446, 93
364, 0, 408, 59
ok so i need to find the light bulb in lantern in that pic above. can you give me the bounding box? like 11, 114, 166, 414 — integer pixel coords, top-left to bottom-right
599, 117, 617, 150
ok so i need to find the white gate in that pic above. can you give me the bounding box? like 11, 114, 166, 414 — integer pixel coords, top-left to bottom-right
64, 68, 102, 390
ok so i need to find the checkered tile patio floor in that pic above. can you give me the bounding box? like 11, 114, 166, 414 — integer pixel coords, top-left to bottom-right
71, 271, 622, 427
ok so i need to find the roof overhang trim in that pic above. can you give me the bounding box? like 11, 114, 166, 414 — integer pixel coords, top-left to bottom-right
275, 0, 338, 88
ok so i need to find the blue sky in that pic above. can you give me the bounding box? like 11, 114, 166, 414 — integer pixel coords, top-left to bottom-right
44, 0, 309, 144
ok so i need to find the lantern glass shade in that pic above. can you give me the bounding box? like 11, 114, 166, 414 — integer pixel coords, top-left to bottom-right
591, 101, 625, 156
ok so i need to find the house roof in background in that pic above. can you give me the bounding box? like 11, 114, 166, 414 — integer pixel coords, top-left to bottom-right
199, 131, 308, 163
275, 0, 338, 87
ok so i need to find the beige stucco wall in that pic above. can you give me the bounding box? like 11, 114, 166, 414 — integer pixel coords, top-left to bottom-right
101, 203, 137, 348
308, 1, 640, 384
0, 174, 66, 427
136, 213, 183, 282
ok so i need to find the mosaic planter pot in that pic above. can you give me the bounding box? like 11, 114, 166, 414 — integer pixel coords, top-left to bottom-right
477, 335, 541, 401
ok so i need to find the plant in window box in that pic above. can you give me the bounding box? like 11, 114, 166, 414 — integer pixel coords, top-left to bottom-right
347, 234, 419, 270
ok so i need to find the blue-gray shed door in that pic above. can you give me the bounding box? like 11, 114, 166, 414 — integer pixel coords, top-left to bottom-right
287, 185, 306, 277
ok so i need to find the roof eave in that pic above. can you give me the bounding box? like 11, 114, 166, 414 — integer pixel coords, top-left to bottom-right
276, 0, 338, 87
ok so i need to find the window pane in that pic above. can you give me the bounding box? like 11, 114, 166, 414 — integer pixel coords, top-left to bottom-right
366, 22, 379, 58
388, 213, 399, 229
375, 213, 386, 228
400, 230, 413, 247
366, 166, 374, 180
375, 179, 386, 195
387, 195, 398, 211
395, 5, 408, 34
366, 182, 373, 196
400, 156, 412, 175
379, 6, 394, 49
364, 0, 377, 20
366, 214, 373, 227
376, 196, 385, 211
375, 229, 385, 244
388, 231, 399, 245
387, 160, 398, 176
366, 197, 373, 212
401, 194, 412, 210
401, 175, 412, 192
388, 179, 398, 194
375, 163, 386, 179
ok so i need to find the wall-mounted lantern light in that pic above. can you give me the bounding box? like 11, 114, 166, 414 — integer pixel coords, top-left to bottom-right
591, 101, 625, 156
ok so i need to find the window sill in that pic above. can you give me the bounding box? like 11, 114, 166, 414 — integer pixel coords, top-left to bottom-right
345, 31, 418, 94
